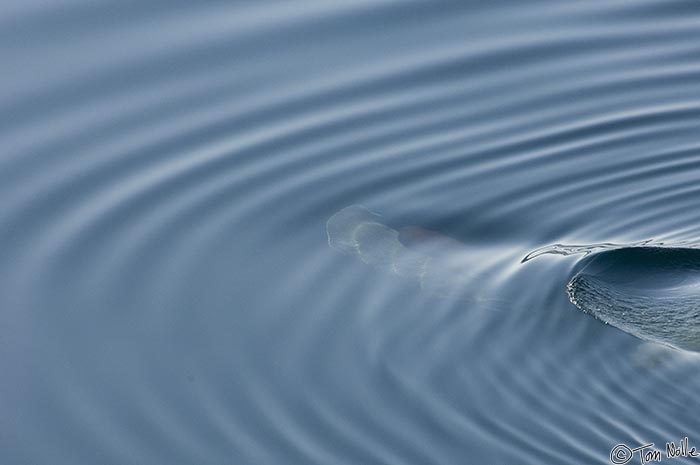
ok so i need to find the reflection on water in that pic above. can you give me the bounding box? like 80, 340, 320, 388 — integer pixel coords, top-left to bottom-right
3, 0, 700, 464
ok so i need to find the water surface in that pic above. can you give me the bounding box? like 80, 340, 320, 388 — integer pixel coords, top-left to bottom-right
3, 1, 700, 464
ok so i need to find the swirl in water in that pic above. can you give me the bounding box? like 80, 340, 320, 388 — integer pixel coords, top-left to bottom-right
566, 247, 700, 352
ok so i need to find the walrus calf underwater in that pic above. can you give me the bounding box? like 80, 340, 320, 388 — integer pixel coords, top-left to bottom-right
326, 205, 477, 298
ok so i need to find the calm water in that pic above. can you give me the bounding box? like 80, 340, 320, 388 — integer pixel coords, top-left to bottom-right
3, 1, 700, 464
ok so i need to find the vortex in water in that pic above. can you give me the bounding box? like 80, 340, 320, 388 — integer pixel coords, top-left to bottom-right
567, 246, 700, 352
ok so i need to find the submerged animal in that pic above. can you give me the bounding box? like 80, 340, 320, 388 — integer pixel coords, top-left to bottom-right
326, 205, 475, 297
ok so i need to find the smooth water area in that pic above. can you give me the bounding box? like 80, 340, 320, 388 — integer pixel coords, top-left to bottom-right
3, 1, 700, 464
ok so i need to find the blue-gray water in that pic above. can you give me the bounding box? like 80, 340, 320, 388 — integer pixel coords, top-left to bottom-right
3, 1, 700, 464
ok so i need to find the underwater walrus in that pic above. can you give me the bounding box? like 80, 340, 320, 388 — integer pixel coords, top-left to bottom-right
326, 205, 477, 298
